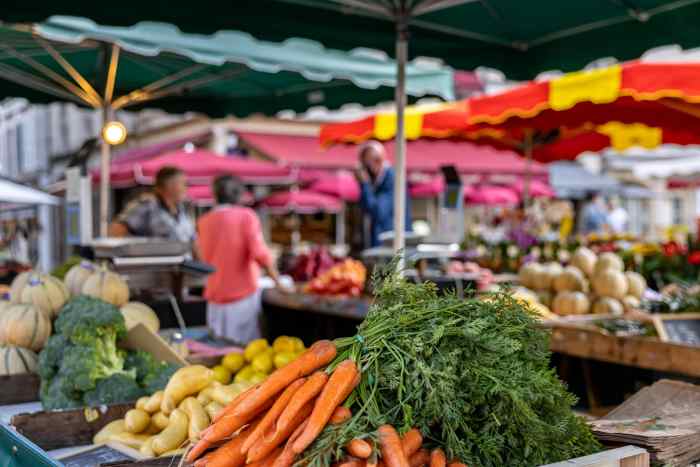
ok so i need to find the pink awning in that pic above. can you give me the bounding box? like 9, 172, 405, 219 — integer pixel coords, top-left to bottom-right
259, 190, 342, 214
307, 171, 360, 202
465, 185, 519, 206
508, 179, 555, 198
186, 185, 253, 206
409, 177, 445, 199
238, 132, 546, 176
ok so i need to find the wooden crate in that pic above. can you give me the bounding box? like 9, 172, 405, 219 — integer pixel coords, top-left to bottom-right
548, 322, 700, 377
10, 403, 132, 451
0, 374, 40, 405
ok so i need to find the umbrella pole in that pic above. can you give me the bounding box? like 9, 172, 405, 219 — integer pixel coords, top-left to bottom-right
394, 14, 409, 269
99, 106, 111, 237
523, 130, 533, 208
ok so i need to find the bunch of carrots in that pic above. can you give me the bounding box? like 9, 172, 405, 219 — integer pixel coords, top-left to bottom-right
185, 340, 468, 467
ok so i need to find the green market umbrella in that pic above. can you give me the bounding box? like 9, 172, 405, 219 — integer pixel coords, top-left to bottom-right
0, 15, 454, 236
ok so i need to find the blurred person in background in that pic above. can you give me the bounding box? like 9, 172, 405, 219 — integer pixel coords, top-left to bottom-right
109, 166, 196, 247
197, 175, 281, 342
356, 140, 411, 247
608, 197, 629, 233
579, 192, 609, 235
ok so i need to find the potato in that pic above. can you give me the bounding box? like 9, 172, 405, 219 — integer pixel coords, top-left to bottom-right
93, 419, 126, 444
144, 421, 162, 435
151, 409, 189, 455
179, 397, 210, 442
144, 391, 164, 413
161, 366, 214, 414
107, 432, 151, 450
204, 401, 224, 420
161, 448, 186, 457
152, 412, 170, 431
136, 396, 149, 411
209, 385, 241, 406
140, 436, 156, 458
125, 409, 151, 434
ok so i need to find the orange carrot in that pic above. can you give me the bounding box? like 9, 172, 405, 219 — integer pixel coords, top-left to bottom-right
198, 397, 275, 451
247, 400, 314, 463
366, 456, 379, 467
273, 371, 328, 438
188, 418, 261, 466
429, 449, 446, 467
401, 429, 422, 458
241, 378, 306, 454
272, 419, 308, 467
212, 384, 259, 423
248, 447, 283, 467
330, 406, 352, 425
408, 450, 430, 467
292, 360, 360, 454
377, 425, 410, 467
347, 439, 372, 459
334, 458, 364, 467
233, 340, 337, 419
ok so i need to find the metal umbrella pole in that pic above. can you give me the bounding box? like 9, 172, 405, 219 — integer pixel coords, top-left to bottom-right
522, 130, 533, 208
100, 107, 111, 237
393, 11, 409, 269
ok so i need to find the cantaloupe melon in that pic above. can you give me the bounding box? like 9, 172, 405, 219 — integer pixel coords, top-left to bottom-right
518, 262, 543, 289
625, 271, 646, 299
120, 302, 160, 334
571, 247, 597, 277
534, 263, 563, 290
0, 304, 51, 351
20, 273, 69, 319
552, 291, 590, 315
552, 266, 587, 293
64, 260, 96, 296
592, 297, 624, 316
0, 345, 38, 375
9, 271, 32, 304
622, 295, 641, 312
592, 269, 628, 300
82, 268, 129, 307
594, 252, 624, 275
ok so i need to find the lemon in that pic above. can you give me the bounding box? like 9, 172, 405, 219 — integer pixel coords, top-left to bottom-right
234, 365, 256, 383
248, 372, 267, 384
289, 337, 305, 352
272, 336, 296, 353
221, 352, 245, 373
252, 353, 273, 374
263, 347, 276, 359
273, 351, 296, 369
212, 365, 232, 384
244, 338, 269, 362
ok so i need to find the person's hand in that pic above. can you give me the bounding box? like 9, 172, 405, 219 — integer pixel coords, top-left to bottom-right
355, 166, 370, 183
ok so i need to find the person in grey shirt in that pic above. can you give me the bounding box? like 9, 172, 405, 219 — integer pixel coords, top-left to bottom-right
109, 166, 196, 249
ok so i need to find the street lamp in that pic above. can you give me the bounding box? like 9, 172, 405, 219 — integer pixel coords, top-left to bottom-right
102, 120, 127, 145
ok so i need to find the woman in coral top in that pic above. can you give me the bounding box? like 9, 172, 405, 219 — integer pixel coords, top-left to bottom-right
197, 175, 280, 342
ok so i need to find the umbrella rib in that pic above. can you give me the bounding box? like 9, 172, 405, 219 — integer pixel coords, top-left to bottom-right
0, 62, 89, 105
111, 63, 207, 109
333, 0, 395, 17
410, 18, 518, 48
103, 44, 120, 104
412, 0, 479, 16
0, 44, 101, 107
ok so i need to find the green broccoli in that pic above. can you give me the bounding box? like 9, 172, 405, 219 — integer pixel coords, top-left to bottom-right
83, 373, 145, 406
124, 350, 159, 384
54, 295, 127, 345
38, 334, 68, 380
60, 344, 133, 393
40, 377, 83, 410
142, 362, 180, 394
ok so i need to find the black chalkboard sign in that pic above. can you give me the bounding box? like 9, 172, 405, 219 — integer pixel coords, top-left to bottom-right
58, 443, 139, 467
653, 313, 700, 345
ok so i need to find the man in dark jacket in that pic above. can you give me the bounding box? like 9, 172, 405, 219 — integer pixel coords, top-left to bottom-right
356, 141, 411, 247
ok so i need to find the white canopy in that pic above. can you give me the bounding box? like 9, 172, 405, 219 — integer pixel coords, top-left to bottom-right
0, 178, 59, 206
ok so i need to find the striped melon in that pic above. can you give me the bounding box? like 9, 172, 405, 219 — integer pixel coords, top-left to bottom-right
64, 260, 96, 296
82, 268, 129, 307
0, 304, 51, 351
120, 302, 160, 333
9, 271, 33, 304
0, 345, 38, 375
20, 273, 70, 319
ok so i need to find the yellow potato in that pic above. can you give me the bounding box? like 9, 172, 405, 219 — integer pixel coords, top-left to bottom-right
124, 409, 151, 434
204, 401, 224, 420
161, 448, 186, 457
196, 391, 211, 406
179, 397, 210, 442
144, 421, 162, 435
93, 419, 126, 445
151, 412, 170, 431
209, 384, 241, 406
161, 366, 214, 414
151, 409, 189, 455
135, 396, 149, 411
140, 436, 156, 458
143, 391, 164, 413
107, 432, 151, 450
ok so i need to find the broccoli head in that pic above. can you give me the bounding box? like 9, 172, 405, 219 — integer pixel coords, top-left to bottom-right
83, 373, 145, 406
55, 296, 127, 345
142, 362, 181, 394
60, 344, 133, 393
38, 334, 68, 380
124, 350, 159, 384
40, 377, 83, 411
